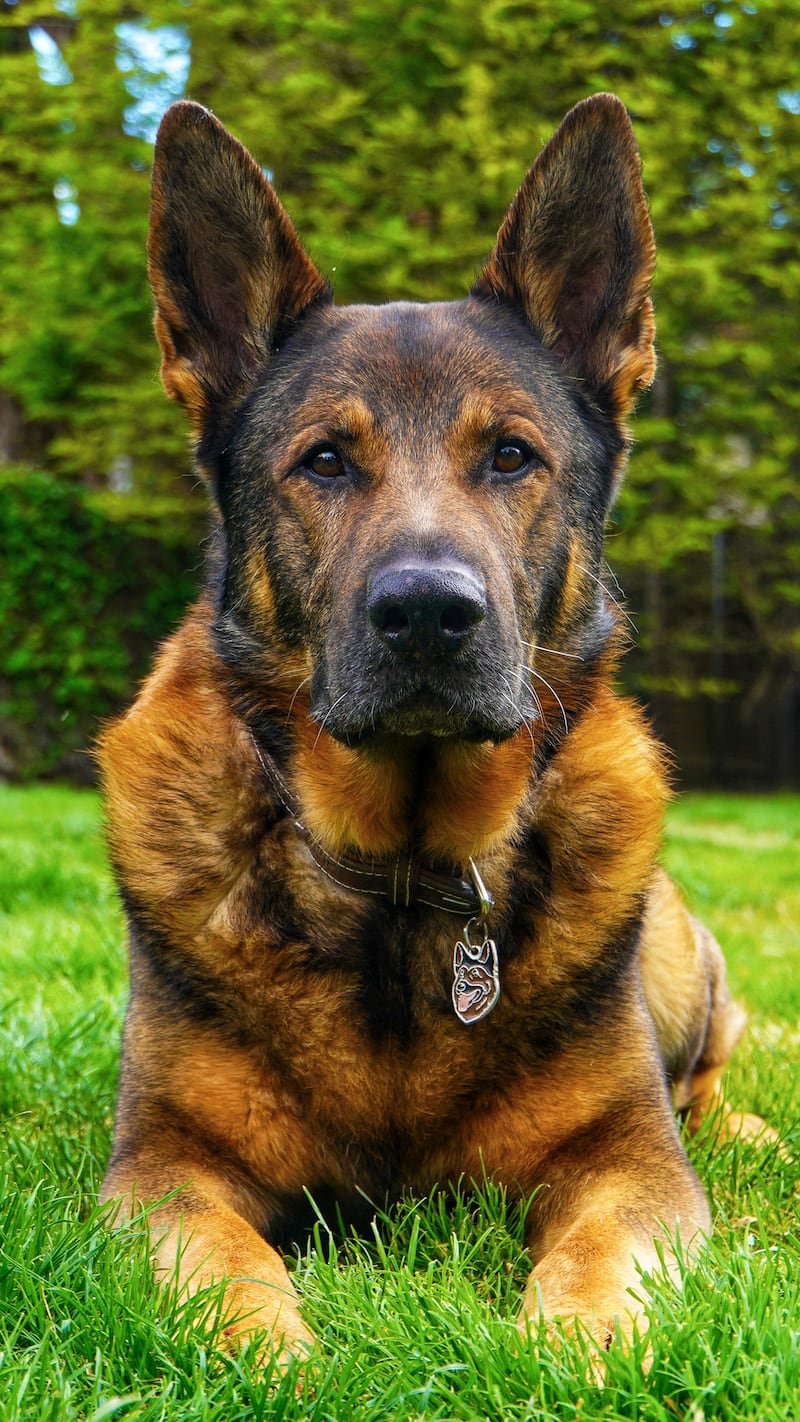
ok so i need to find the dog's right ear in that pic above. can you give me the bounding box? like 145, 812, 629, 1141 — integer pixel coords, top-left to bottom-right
148, 102, 330, 426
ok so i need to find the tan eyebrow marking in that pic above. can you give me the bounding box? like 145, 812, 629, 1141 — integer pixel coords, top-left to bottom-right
443, 393, 557, 470
280, 397, 388, 475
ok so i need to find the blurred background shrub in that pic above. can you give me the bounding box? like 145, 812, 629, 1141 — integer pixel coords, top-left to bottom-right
0, 468, 203, 779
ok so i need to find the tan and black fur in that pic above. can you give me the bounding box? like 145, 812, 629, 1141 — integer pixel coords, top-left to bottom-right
99, 94, 763, 1359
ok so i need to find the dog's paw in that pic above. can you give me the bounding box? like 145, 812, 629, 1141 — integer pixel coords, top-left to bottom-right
722, 1109, 778, 1144
224, 1308, 316, 1362
715, 1107, 791, 1160
518, 1298, 641, 1350
519, 1297, 656, 1389
516, 1303, 646, 1386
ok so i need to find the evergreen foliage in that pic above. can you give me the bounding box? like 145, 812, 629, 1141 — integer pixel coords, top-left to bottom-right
0, 469, 202, 777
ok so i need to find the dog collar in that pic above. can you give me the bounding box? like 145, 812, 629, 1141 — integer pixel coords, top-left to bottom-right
249, 734, 501, 1024
250, 735, 492, 916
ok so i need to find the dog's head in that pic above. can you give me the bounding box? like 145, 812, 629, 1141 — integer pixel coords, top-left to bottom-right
148, 96, 654, 752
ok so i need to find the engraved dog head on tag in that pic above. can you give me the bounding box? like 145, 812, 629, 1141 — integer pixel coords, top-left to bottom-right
452, 936, 500, 1024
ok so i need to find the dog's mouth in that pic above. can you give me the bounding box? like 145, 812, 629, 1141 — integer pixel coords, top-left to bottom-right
311, 675, 534, 746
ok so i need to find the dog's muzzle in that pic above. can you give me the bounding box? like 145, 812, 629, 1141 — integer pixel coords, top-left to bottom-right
314, 556, 529, 743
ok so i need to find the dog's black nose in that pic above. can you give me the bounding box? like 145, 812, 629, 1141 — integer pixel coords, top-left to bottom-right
367, 563, 486, 653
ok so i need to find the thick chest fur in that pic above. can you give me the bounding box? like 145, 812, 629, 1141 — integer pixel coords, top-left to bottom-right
105, 633, 670, 1220
124, 884, 647, 1218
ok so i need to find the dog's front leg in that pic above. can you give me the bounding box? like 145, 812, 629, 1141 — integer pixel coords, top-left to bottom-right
101, 1150, 314, 1362
519, 1112, 710, 1350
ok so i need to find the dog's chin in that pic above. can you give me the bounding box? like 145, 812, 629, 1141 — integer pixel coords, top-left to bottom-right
314, 691, 525, 748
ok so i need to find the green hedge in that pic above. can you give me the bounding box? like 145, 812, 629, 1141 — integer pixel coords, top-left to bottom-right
0, 469, 205, 779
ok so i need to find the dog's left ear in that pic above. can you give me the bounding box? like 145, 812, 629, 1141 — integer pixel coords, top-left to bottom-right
474, 94, 655, 417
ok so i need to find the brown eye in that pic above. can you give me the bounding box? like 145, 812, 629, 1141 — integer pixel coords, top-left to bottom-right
492, 441, 531, 476
305, 445, 346, 479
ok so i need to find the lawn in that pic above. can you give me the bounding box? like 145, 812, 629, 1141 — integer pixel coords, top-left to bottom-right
0, 785, 798, 1421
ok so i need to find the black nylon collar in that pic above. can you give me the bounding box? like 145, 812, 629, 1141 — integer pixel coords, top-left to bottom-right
250, 734, 493, 918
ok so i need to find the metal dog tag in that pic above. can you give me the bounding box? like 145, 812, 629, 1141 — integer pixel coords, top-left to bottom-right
452, 919, 500, 1025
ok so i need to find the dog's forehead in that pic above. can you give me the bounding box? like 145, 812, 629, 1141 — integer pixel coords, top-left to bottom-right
264, 298, 578, 447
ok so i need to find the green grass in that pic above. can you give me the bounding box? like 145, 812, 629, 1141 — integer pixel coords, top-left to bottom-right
1, 785, 798, 1421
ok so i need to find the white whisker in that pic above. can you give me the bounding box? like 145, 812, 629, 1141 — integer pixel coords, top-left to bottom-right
497, 674, 537, 753
528, 667, 569, 736
311, 693, 350, 752
520, 639, 584, 661
574, 560, 637, 631
285, 674, 312, 723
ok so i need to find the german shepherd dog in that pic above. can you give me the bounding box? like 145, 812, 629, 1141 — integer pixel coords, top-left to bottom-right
99, 94, 764, 1360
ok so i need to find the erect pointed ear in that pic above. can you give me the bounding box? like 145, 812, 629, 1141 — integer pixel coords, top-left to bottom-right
148, 101, 330, 426
473, 94, 655, 418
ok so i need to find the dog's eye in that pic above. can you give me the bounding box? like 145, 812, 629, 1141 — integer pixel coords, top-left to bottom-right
492, 441, 533, 477
303, 445, 346, 480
